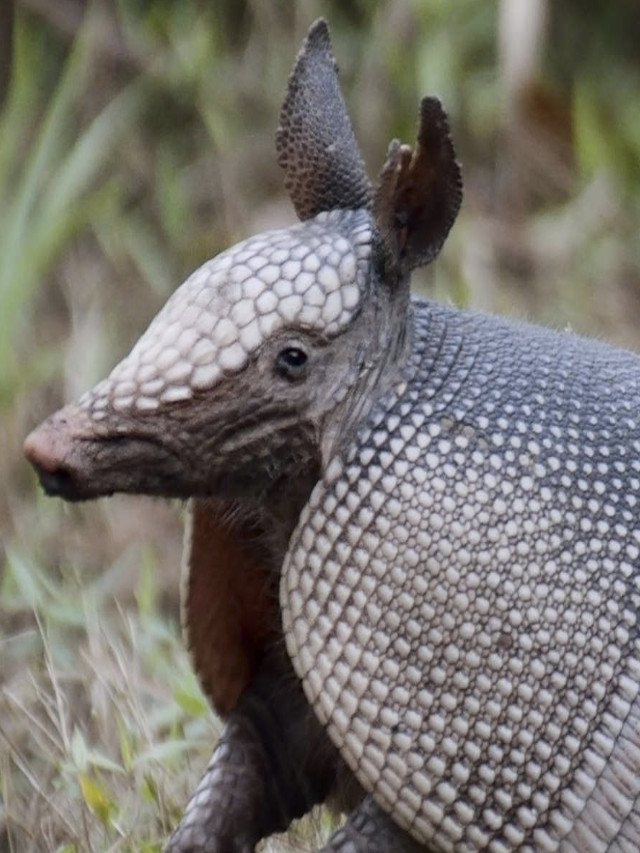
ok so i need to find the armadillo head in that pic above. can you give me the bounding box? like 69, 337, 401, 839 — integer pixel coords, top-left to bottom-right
24, 210, 378, 501
24, 20, 461, 505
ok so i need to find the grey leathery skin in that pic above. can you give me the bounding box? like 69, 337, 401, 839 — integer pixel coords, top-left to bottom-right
23, 17, 640, 853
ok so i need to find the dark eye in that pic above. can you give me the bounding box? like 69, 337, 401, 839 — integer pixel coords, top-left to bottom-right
275, 347, 308, 381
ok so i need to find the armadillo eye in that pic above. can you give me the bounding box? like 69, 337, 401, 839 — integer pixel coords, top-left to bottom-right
275, 347, 308, 381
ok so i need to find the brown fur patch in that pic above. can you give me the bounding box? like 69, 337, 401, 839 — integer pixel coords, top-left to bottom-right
181, 499, 277, 716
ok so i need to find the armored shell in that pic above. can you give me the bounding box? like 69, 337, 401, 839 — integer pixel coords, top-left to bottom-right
283, 303, 640, 851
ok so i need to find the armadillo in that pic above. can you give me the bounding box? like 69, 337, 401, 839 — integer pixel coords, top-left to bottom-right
24, 19, 640, 853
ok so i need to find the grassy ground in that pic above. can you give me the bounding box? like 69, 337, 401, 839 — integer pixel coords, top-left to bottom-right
2, 1, 640, 851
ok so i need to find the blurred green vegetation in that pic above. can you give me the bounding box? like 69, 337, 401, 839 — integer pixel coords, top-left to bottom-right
1, 0, 640, 850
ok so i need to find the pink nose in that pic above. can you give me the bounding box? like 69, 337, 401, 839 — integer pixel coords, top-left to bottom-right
23, 408, 90, 499
24, 422, 66, 473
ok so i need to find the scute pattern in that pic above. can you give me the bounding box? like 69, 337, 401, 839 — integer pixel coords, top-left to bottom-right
78, 210, 372, 417
283, 300, 640, 852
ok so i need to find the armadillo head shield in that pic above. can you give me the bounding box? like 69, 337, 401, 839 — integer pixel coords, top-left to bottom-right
24, 20, 461, 715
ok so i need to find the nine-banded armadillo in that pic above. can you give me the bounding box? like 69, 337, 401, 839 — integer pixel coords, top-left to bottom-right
23, 19, 640, 853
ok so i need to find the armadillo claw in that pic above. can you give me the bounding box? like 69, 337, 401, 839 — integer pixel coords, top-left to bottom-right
164, 828, 254, 853
164, 808, 257, 853
163, 730, 265, 853
164, 803, 257, 853
319, 797, 425, 853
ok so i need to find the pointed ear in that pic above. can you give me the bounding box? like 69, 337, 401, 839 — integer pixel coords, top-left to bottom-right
373, 97, 462, 272
276, 19, 371, 220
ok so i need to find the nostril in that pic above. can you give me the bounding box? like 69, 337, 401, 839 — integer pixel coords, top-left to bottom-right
23, 407, 102, 502
24, 433, 86, 500
23, 424, 81, 498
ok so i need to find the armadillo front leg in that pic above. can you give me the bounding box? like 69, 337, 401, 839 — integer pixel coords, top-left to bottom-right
320, 796, 427, 853
166, 660, 339, 853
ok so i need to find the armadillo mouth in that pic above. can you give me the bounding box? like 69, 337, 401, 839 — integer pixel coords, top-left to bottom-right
33, 462, 81, 501
24, 404, 185, 502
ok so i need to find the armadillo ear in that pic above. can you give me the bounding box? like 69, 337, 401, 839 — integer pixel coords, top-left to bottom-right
277, 19, 371, 220
373, 97, 462, 272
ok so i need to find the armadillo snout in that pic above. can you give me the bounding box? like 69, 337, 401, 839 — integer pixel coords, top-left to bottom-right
25, 402, 199, 501
23, 405, 139, 502
24, 408, 94, 501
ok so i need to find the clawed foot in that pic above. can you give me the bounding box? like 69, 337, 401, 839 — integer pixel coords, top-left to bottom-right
164, 822, 255, 853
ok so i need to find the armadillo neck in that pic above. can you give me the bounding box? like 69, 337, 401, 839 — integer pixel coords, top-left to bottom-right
320, 269, 413, 468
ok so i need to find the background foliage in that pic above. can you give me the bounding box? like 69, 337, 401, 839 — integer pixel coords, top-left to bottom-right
2, 1, 640, 850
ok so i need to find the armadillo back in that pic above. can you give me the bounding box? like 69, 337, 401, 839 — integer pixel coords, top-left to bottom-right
283, 299, 640, 852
